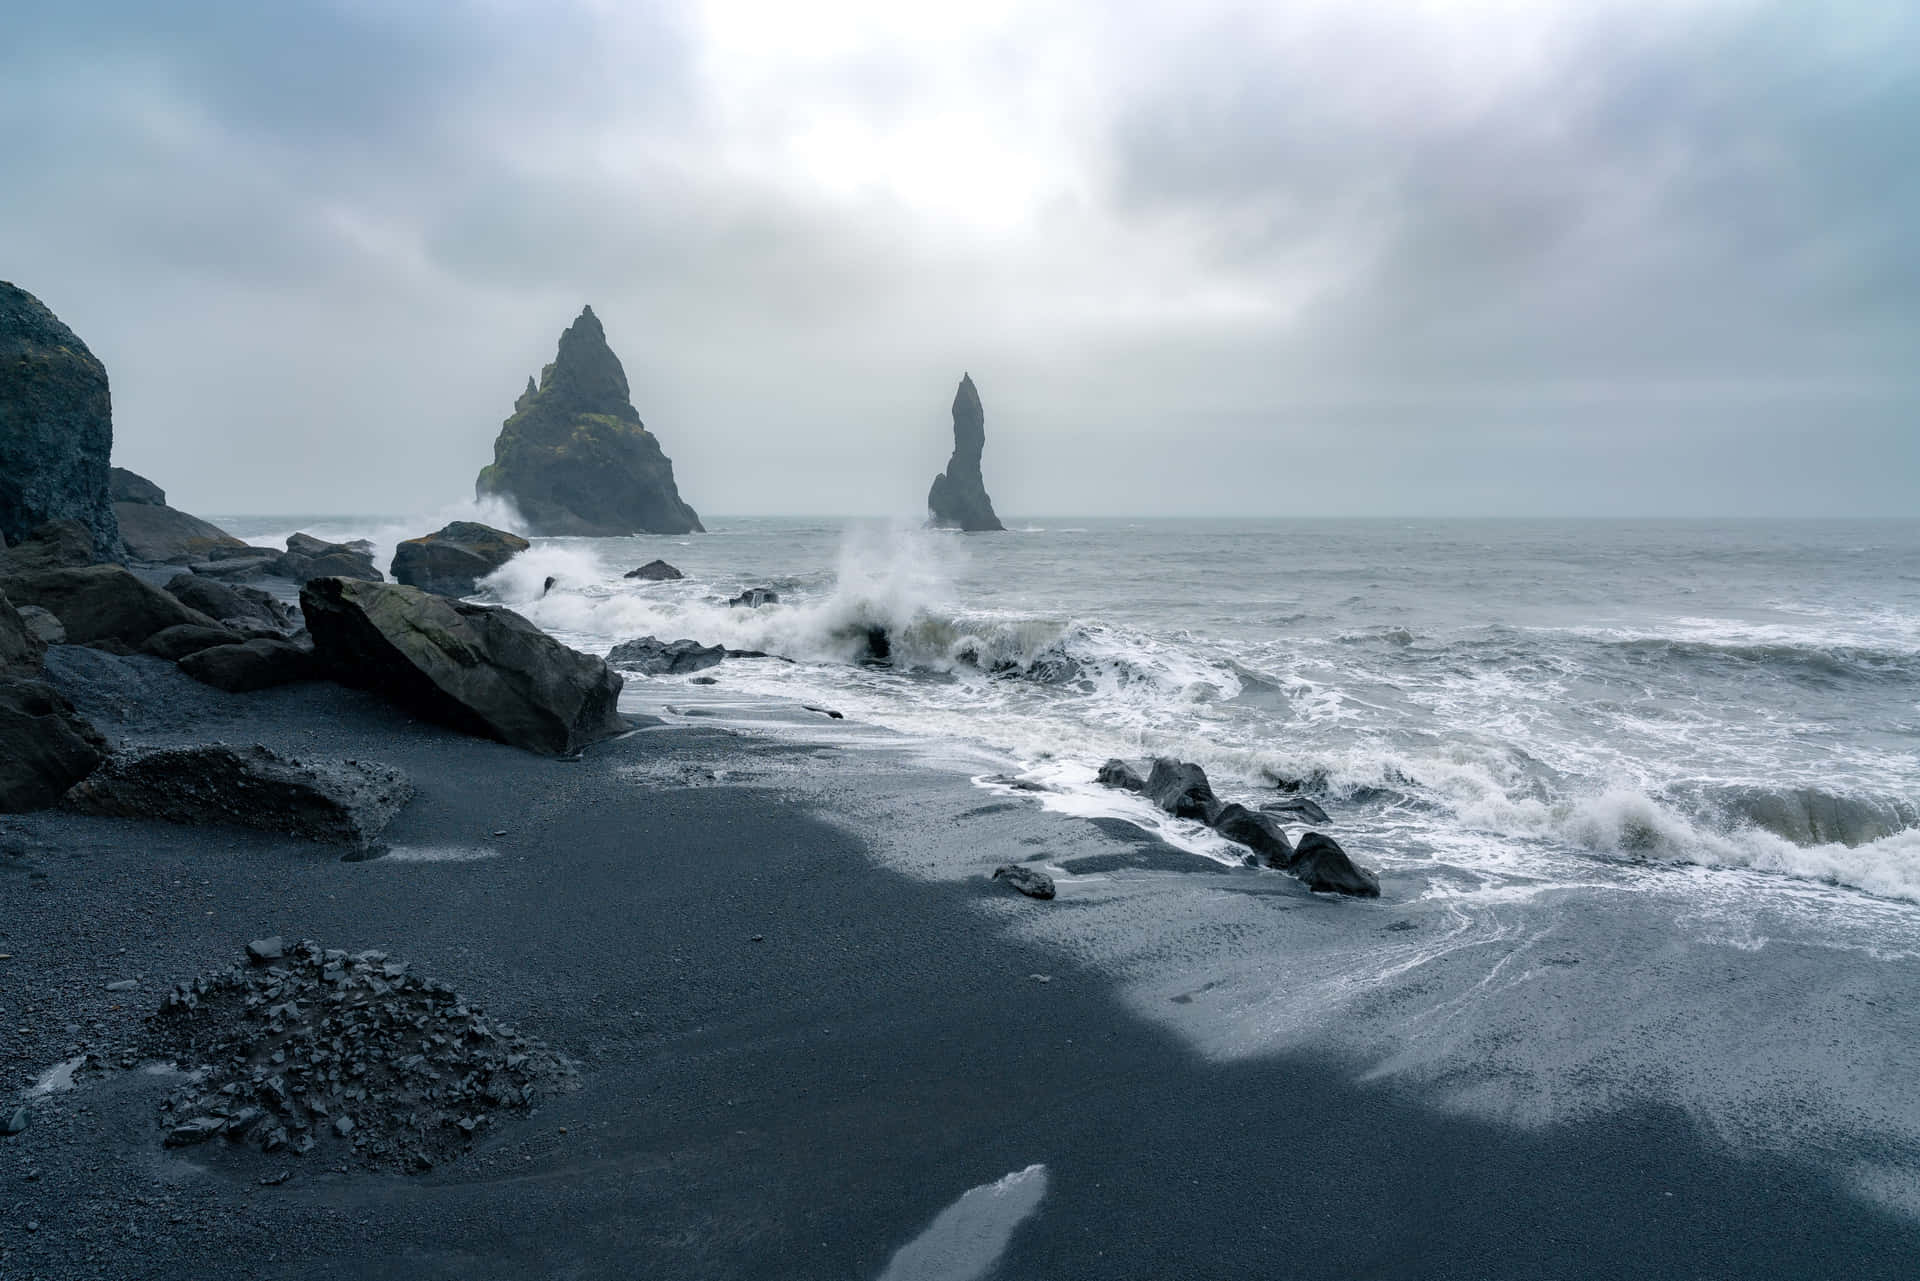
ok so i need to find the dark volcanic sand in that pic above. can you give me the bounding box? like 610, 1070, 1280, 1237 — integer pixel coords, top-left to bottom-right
3, 651, 1918, 1279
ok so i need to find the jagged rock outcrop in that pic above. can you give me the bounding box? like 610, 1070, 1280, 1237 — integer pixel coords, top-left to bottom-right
0, 282, 122, 560
300, 577, 627, 756
0, 562, 225, 650
475, 306, 702, 536
0, 519, 95, 575
0, 676, 107, 812
272, 533, 382, 584
163, 574, 296, 633
926, 373, 1004, 532
390, 521, 529, 597
110, 466, 249, 564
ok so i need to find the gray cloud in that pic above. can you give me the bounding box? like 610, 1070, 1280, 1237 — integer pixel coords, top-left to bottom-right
2, 0, 1915, 517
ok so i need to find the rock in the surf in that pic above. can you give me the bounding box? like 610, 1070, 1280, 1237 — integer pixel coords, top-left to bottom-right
0, 563, 224, 650
606, 635, 726, 676
1262, 796, 1331, 825
1210, 802, 1294, 867
63, 743, 412, 849
178, 636, 319, 693
0, 282, 122, 560
925, 373, 1004, 532
727, 587, 778, 608
624, 559, 683, 581
272, 533, 382, 585
1096, 758, 1146, 792
1145, 758, 1220, 822
300, 577, 626, 756
0, 675, 107, 811
1289, 831, 1380, 897
390, 521, 530, 597
992, 864, 1056, 899
475, 305, 703, 536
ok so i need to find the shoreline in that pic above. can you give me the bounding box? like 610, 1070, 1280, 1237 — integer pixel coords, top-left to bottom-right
3, 652, 1919, 1278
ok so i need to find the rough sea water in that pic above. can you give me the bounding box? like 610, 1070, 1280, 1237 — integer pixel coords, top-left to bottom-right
228, 512, 1920, 1214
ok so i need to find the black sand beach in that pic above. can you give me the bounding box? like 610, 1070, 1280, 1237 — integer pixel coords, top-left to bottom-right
4, 652, 1918, 1280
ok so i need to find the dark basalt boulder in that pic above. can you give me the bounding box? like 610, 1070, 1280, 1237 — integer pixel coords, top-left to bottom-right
0, 282, 122, 560
271, 533, 382, 584
0, 518, 97, 574
1290, 832, 1380, 898
109, 466, 166, 506
15, 604, 64, 645
1096, 758, 1146, 792
390, 521, 530, 597
925, 373, 1004, 532
1145, 757, 1220, 822
62, 744, 412, 849
0, 563, 224, 648
0, 675, 107, 811
624, 559, 683, 581
142, 622, 244, 662
1211, 802, 1294, 868
178, 637, 320, 693
475, 305, 703, 536
1262, 796, 1331, 825
0, 591, 43, 673
727, 587, 778, 608
300, 577, 626, 757
164, 574, 295, 633
992, 863, 1056, 899
114, 494, 249, 564
606, 636, 726, 676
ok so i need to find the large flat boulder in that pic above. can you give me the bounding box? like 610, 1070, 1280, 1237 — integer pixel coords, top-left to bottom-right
62, 744, 412, 849
115, 498, 249, 564
301, 577, 626, 756
0, 518, 97, 574
0, 563, 224, 648
163, 573, 295, 633
178, 637, 319, 693
0, 282, 122, 559
0, 675, 107, 811
390, 521, 529, 597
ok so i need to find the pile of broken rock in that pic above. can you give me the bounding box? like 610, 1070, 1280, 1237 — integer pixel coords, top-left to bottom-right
144, 939, 576, 1173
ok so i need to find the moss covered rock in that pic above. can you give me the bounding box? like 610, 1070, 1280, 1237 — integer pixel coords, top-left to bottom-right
475, 306, 702, 536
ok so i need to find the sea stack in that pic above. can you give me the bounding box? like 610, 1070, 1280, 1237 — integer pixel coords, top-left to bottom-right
475, 306, 703, 536
926, 373, 1003, 532
0, 282, 122, 560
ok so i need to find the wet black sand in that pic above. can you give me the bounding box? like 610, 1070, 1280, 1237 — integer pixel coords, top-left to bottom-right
4, 652, 1918, 1279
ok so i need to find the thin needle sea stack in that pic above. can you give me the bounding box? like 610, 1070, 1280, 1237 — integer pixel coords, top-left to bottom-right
926, 373, 1003, 532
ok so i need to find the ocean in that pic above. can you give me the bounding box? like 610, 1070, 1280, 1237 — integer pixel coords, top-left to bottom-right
225, 514, 1920, 904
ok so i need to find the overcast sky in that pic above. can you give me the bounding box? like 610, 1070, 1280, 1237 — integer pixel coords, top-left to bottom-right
4, 0, 1916, 518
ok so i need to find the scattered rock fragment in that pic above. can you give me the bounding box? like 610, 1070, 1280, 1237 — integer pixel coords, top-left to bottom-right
141, 940, 576, 1174
992, 864, 1056, 899
2, 1106, 27, 1136
247, 936, 285, 965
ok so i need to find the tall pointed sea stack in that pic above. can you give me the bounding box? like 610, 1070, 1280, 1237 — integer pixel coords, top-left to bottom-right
476, 306, 702, 536
925, 373, 1003, 532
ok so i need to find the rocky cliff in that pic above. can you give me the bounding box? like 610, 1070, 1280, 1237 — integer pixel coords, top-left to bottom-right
109, 466, 250, 564
926, 373, 1003, 532
0, 282, 122, 560
475, 306, 702, 536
